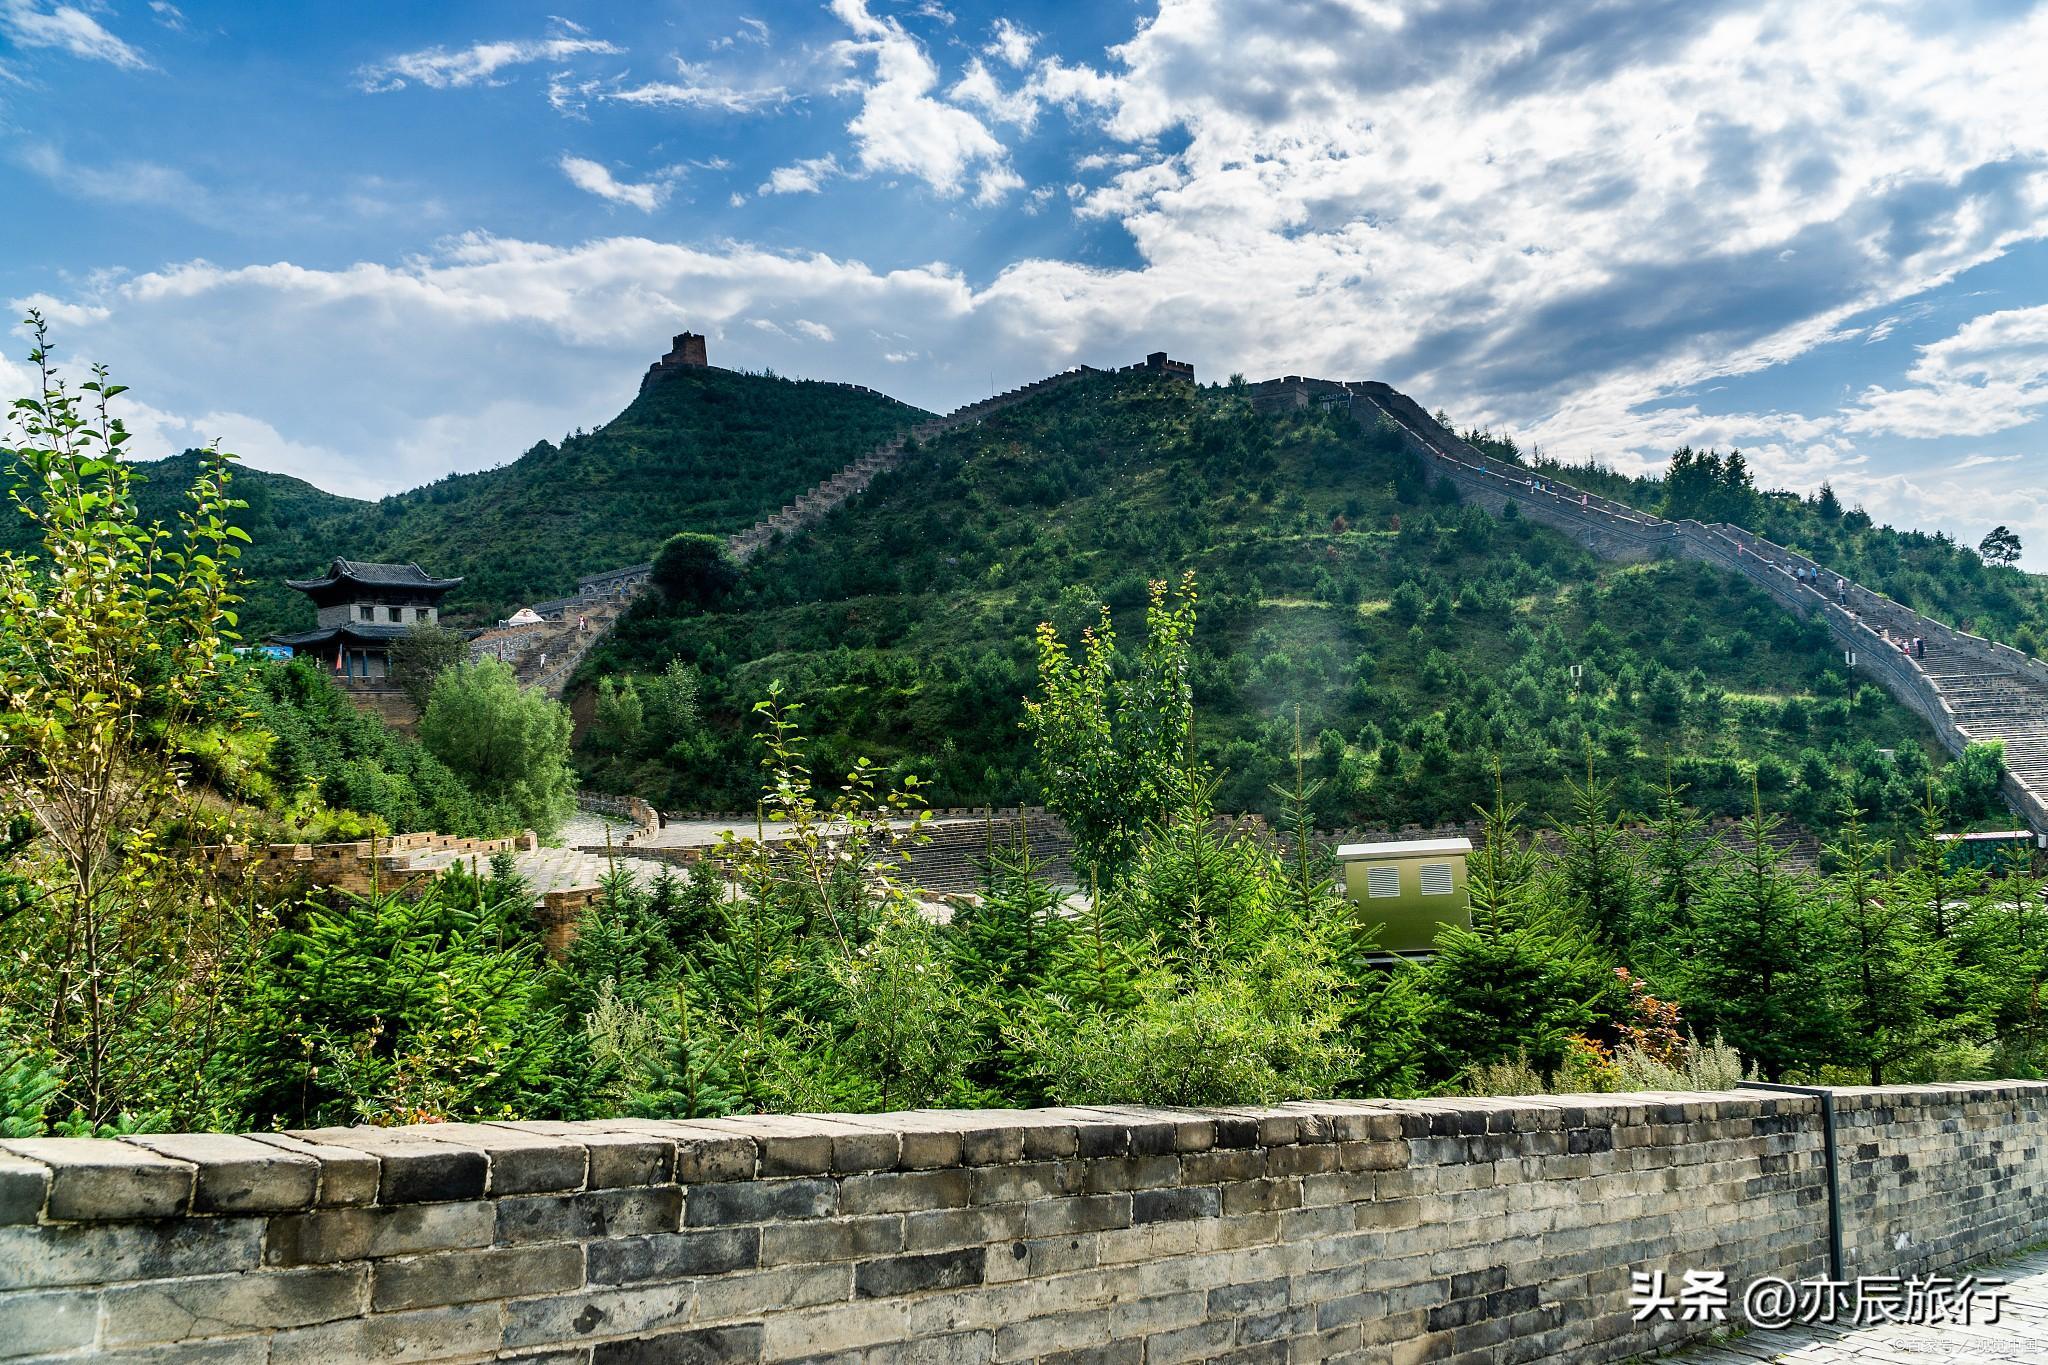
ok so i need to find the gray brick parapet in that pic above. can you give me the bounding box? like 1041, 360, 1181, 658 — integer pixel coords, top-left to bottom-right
0, 1085, 2043, 1362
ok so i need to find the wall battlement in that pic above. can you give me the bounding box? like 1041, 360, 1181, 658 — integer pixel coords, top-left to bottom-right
1, 1084, 2044, 1363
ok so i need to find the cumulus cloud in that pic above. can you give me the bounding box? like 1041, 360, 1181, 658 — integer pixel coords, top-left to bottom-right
0, 0, 148, 69
357, 28, 622, 92
557, 156, 672, 212
758, 155, 840, 196
985, 18, 1036, 69
1845, 304, 2048, 438
827, 0, 1019, 201
17, 0, 2048, 566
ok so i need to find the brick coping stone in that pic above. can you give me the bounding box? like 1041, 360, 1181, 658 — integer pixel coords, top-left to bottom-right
1, 1083, 2044, 1365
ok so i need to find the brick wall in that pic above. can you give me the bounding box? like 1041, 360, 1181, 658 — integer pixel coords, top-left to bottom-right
1, 1084, 2044, 1363
207, 833, 531, 898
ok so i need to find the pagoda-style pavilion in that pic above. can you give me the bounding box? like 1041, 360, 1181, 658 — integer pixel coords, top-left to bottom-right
271, 558, 463, 680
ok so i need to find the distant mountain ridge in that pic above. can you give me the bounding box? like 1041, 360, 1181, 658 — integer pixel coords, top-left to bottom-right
2, 365, 930, 638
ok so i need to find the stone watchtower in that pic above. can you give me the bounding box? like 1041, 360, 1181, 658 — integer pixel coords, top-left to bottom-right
644, 331, 710, 389
666, 332, 708, 367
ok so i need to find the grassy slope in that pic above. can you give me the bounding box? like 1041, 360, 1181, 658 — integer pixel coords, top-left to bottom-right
587, 372, 1945, 829
1548, 455, 2048, 651
3, 369, 929, 638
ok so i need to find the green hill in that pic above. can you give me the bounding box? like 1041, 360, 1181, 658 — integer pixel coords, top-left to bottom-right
3, 368, 928, 638
0, 450, 370, 640
303, 368, 926, 630
583, 370, 1992, 833
1535, 444, 2048, 652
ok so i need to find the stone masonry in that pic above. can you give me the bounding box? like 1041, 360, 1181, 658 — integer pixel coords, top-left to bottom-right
206, 832, 532, 899
1, 1083, 2044, 1363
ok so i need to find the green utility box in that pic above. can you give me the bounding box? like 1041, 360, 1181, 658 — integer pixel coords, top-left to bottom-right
1335, 836, 1473, 954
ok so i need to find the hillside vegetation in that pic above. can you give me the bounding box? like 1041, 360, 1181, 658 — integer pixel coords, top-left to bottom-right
583, 372, 1994, 833
0, 369, 927, 637
1532, 441, 2048, 651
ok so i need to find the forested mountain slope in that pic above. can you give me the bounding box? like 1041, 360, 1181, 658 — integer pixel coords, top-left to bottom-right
584, 370, 1993, 832
1534, 444, 2048, 652
0, 451, 369, 640
1, 369, 928, 637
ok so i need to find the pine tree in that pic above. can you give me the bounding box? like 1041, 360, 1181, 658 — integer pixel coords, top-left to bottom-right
1641, 767, 1717, 934
950, 829, 1071, 1000
1824, 799, 1949, 1084
1674, 781, 1840, 1079
625, 986, 740, 1119
1418, 771, 1613, 1082
1554, 748, 1641, 951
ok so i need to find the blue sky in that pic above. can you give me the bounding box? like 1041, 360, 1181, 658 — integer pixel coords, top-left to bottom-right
4, 1, 2047, 563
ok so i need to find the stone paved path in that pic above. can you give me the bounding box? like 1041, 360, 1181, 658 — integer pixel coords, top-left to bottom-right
409, 814, 653, 899
1666, 1246, 2048, 1363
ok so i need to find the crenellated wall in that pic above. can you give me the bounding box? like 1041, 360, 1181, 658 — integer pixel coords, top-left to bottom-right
1, 1084, 2044, 1364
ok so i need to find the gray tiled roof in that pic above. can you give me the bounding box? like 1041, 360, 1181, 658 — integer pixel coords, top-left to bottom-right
285, 558, 463, 592
268, 622, 415, 647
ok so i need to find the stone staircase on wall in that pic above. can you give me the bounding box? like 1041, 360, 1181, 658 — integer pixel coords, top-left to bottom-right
725, 366, 1101, 562
492, 366, 1105, 697
1313, 379, 2048, 837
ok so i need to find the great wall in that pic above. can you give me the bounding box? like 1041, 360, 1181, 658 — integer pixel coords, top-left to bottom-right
463, 362, 1110, 704
1273, 377, 2048, 840
20, 356, 2048, 1364
7, 1083, 2048, 1363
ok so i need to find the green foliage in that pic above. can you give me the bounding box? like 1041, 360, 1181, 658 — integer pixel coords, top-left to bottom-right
1418, 780, 1613, 1081
1669, 784, 1843, 1079
388, 622, 471, 713
214, 866, 567, 1127
418, 659, 577, 837
0, 366, 922, 637
652, 532, 741, 609
1558, 446, 2048, 651
1980, 525, 2022, 568
1010, 944, 1353, 1107
0, 315, 249, 1129
1025, 573, 1199, 878
237, 657, 527, 838
586, 370, 1956, 834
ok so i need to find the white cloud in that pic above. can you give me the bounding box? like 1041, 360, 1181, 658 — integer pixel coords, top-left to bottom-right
759, 155, 840, 196
711, 17, 770, 51
18, 144, 212, 210
986, 18, 1036, 69
604, 59, 789, 113
15, 0, 2048, 569
557, 156, 671, 212
1845, 304, 2048, 438
827, 0, 1018, 199
148, 2, 183, 33
358, 29, 621, 92
0, 0, 148, 69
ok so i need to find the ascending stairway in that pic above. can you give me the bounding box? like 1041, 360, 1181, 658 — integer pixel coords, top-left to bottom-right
724, 366, 1100, 562
513, 365, 1104, 697
1336, 382, 2048, 836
